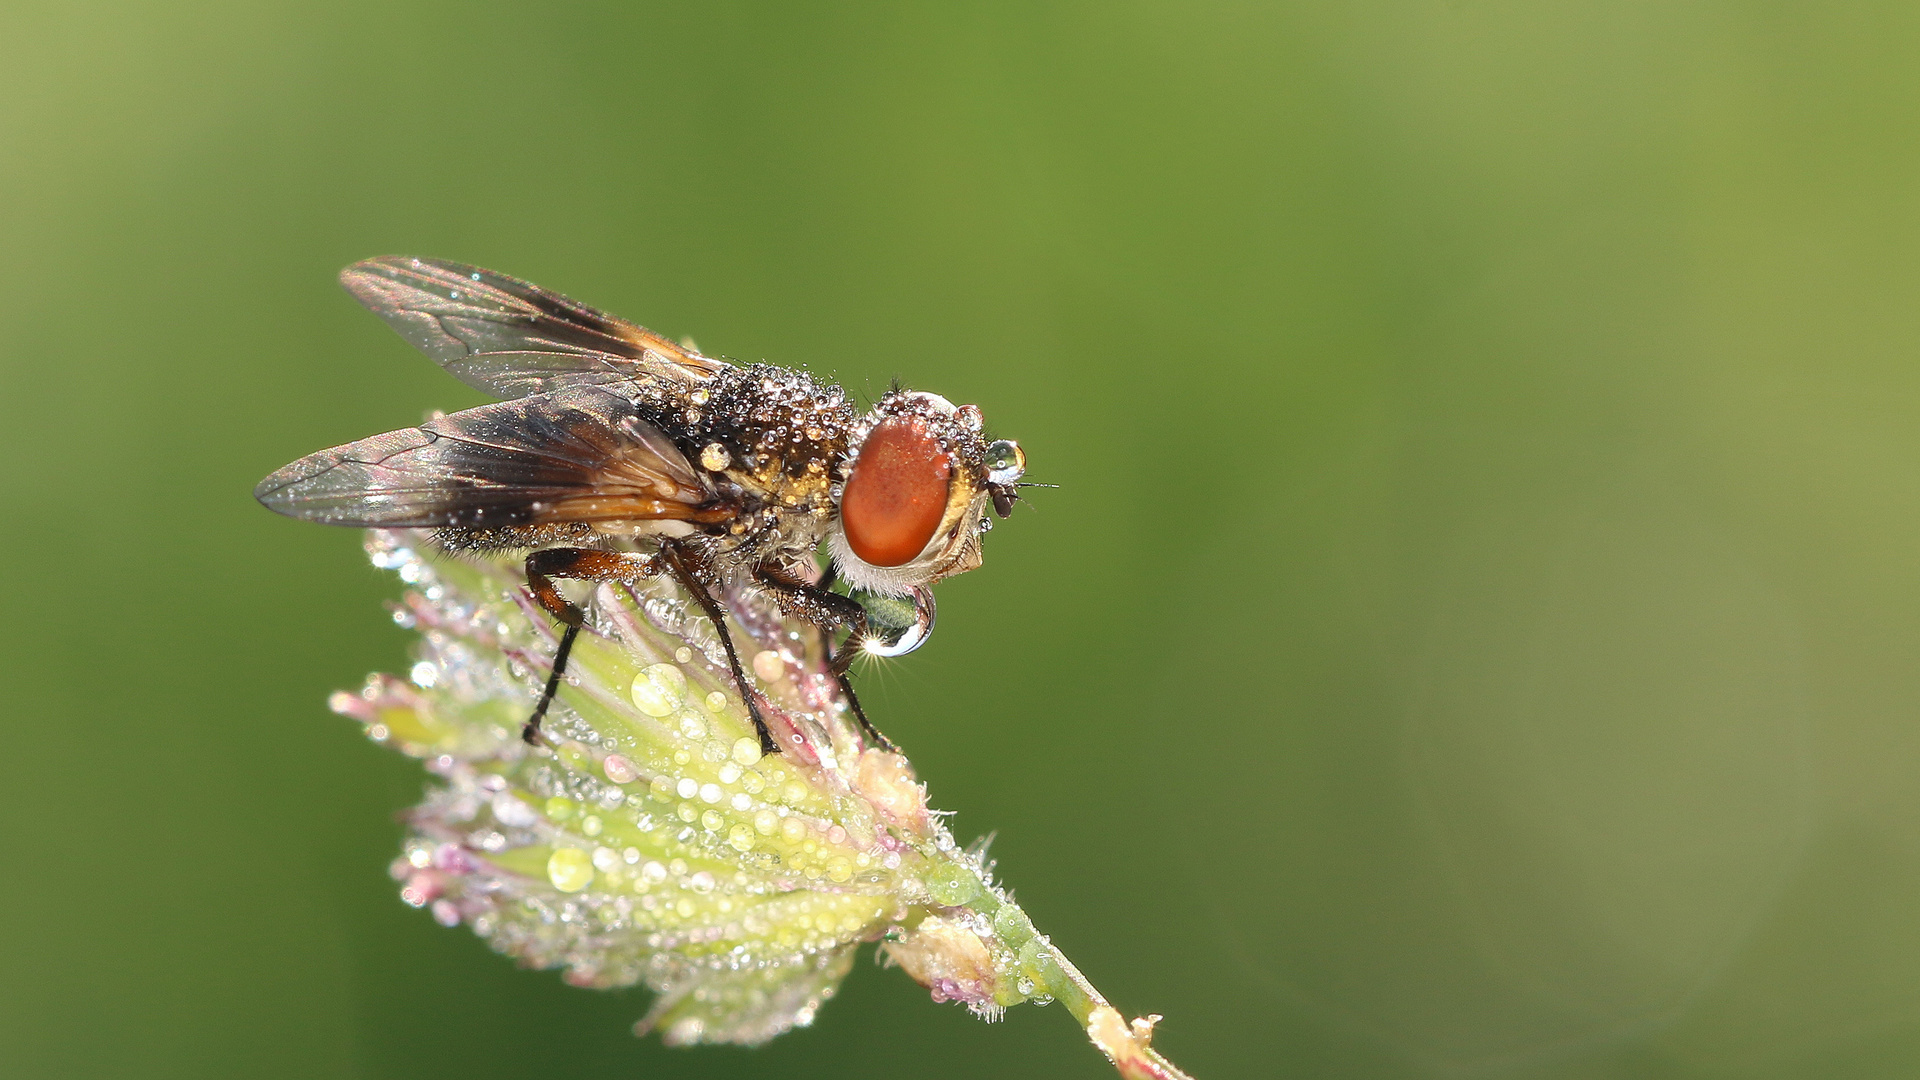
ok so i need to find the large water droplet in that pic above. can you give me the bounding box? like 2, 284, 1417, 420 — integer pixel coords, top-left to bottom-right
547, 848, 594, 893
731, 737, 763, 767
926, 864, 979, 906
630, 663, 688, 717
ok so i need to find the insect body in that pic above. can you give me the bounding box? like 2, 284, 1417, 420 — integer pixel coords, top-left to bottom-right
256, 257, 1028, 754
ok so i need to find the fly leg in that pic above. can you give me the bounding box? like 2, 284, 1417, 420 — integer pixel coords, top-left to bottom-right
833, 669, 894, 753
658, 540, 784, 756
752, 563, 898, 753
521, 547, 657, 744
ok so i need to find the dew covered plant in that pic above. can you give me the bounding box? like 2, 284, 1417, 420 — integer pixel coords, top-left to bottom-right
331, 530, 1193, 1078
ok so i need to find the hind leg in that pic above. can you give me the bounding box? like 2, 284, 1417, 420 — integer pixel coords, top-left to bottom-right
520, 548, 658, 743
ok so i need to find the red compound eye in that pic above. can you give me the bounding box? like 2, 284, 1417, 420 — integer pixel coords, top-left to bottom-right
842, 416, 953, 567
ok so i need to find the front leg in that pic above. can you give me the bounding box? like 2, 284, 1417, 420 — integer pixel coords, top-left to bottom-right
752, 562, 897, 753
753, 561, 871, 640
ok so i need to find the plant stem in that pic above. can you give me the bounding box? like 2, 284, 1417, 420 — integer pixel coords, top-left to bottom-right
1035, 938, 1195, 1080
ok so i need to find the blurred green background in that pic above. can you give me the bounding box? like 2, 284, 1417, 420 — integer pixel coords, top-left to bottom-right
5, 2, 1920, 1077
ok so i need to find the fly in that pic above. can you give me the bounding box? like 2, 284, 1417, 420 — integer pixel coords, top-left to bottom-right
255, 257, 1030, 755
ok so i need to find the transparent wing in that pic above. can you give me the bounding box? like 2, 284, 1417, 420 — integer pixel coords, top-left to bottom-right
340, 256, 731, 399
254, 386, 727, 528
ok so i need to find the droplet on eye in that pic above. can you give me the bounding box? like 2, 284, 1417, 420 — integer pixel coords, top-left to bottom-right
842, 417, 953, 567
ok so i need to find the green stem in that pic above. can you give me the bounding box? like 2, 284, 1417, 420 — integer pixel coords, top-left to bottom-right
1033, 936, 1195, 1080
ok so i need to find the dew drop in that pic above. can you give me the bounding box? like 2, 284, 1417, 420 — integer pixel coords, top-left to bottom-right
926, 864, 978, 906
592, 847, 621, 873
676, 778, 700, 800
730, 737, 763, 767
581, 815, 603, 837
630, 663, 688, 717
753, 810, 778, 835
779, 818, 808, 844
677, 713, 707, 740
409, 661, 438, 688
690, 870, 716, 894
547, 848, 594, 893
751, 650, 785, 682
675, 647, 693, 663
728, 824, 754, 851
706, 691, 727, 711
545, 796, 576, 821
701, 809, 724, 832
602, 753, 639, 784
699, 783, 722, 805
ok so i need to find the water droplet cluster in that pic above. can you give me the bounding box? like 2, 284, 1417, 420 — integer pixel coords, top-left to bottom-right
340, 529, 1050, 1044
